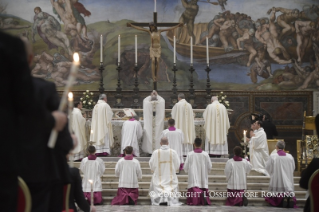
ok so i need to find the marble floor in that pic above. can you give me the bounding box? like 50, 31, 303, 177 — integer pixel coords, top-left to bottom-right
89, 205, 303, 212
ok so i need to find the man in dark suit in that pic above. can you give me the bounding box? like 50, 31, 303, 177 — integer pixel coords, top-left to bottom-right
262, 114, 278, 139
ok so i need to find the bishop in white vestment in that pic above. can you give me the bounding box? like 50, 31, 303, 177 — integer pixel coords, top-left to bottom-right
149, 137, 182, 206
184, 138, 212, 205
265, 141, 296, 208
224, 146, 252, 206
160, 119, 184, 170
112, 146, 142, 205
71, 101, 87, 160
142, 90, 165, 155
246, 120, 269, 176
80, 146, 105, 204
120, 109, 143, 157
203, 96, 230, 156
90, 94, 114, 156
171, 93, 195, 155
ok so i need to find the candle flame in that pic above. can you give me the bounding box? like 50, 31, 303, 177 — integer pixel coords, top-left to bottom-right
68, 92, 73, 100
244, 130, 246, 134
91, 129, 93, 134
119, 34, 120, 37
73, 53, 79, 62
88, 179, 93, 184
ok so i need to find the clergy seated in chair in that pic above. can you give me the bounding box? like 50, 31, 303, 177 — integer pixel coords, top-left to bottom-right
264, 140, 297, 208
119, 109, 142, 157
245, 120, 270, 176
184, 138, 212, 205
80, 146, 105, 205
160, 119, 184, 170
224, 146, 252, 206
149, 137, 182, 206
203, 96, 230, 158
112, 146, 142, 205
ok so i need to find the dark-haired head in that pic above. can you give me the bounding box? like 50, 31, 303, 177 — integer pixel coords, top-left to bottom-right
88, 146, 96, 154
124, 146, 133, 155
233, 146, 242, 157
168, 119, 175, 126
194, 137, 202, 148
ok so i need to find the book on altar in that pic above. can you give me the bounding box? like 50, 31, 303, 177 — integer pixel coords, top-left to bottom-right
123, 108, 137, 117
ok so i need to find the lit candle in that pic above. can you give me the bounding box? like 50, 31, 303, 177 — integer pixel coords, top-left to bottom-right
135, 35, 137, 65
154, 0, 156, 12
90, 129, 93, 142
88, 179, 94, 206
68, 92, 73, 133
48, 53, 80, 148
244, 130, 246, 143
173, 35, 176, 64
118, 35, 120, 66
206, 37, 209, 66
190, 36, 193, 65
100, 35, 103, 63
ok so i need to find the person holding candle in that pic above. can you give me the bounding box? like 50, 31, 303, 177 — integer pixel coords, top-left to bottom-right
80, 146, 105, 205
203, 96, 230, 158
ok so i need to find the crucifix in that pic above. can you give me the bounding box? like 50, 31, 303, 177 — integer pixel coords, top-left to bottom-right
127, 12, 183, 91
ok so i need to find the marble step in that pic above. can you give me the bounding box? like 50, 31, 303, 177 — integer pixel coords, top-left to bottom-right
97, 157, 229, 162
101, 182, 305, 191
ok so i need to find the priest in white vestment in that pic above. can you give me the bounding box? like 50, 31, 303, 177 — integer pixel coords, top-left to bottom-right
224, 146, 252, 206
149, 137, 182, 206
160, 119, 184, 170
112, 146, 142, 205
246, 120, 269, 176
171, 93, 195, 155
265, 141, 297, 208
90, 94, 114, 156
80, 146, 105, 205
203, 96, 230, 157
71, 101, 87, 160
184, 138, 212, 205
142, 90, 165, 155
120, 109, 143, 157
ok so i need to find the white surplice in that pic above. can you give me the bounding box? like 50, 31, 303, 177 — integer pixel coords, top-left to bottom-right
90, 100, 114, 154
121, 120, 143, 156
115, 157, 142, 188
184, 150, 212, 189
248, 128, 269, 176
265, 152, 295, 192
80, 157, 105, 192
160, 128, 184, 164
171, 99, 195, 155
203, 100, 230, 155
71, 108, 87, 160
149, 145, 182, 206
224, 158, 252, 189
142, 95, 165, 154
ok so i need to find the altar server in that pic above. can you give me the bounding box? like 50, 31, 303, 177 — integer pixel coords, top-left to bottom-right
160, 119, 184, 170
112, 146, 142, 205
72, 100, 87, 160
224, 146, 252, 206
80, 146, 105, 205
184, 138, 212, 205
246, 120, 269, 176
203, 96, 230, 157
149, 137, 182, 206
120, 109, 143, 157
171, 93, 195, 155
265, 140, 296, 208
90, 94, 114, 156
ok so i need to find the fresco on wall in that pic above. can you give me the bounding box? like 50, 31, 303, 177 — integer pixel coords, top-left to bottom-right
1, 0, 319, 91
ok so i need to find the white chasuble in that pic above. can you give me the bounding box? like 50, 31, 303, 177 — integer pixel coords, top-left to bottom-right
71, 108, 87, 160
224, 159, 252, 190
265, 152, 295, 192
203, 100, 230, 155
80, 157, 105, 192
142, 95, 165, 154
90, 100, 114, 154
160, 129, 184, 164
121, 120, 143, 156
149, 145, 182, 206
171, 99, 195, 155
248, 128, 269, 176
115, 158, 142, 188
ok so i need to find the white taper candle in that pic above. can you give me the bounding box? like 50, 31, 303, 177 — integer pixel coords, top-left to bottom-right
100, 35, 103, 63
135, 35, 137, 64
118, 35, 120, 66
206, 37, 209, 65
154, 0, 156, 12
190, 37, 193, 65
173, 36, 176, 64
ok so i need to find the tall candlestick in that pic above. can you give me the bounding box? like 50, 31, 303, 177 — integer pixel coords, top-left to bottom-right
100, 35, 103, 63
135, 35, 137, 64
244, 130, 246, 143
206, 37, 209, 65
190, 37, 193, 65
48, 53, 80, 148
173, 36, 176, 64
118, 35, 120, 66
154, 0, 156, 12
68, 92, 73, 133
88, 180, 93, 206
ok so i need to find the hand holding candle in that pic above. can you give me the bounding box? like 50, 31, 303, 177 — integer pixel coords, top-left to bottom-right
88, 179, 94, 206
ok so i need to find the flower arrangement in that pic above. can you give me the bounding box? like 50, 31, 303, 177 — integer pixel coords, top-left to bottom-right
80, 90, 95, 109
217, 91, 230, 109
